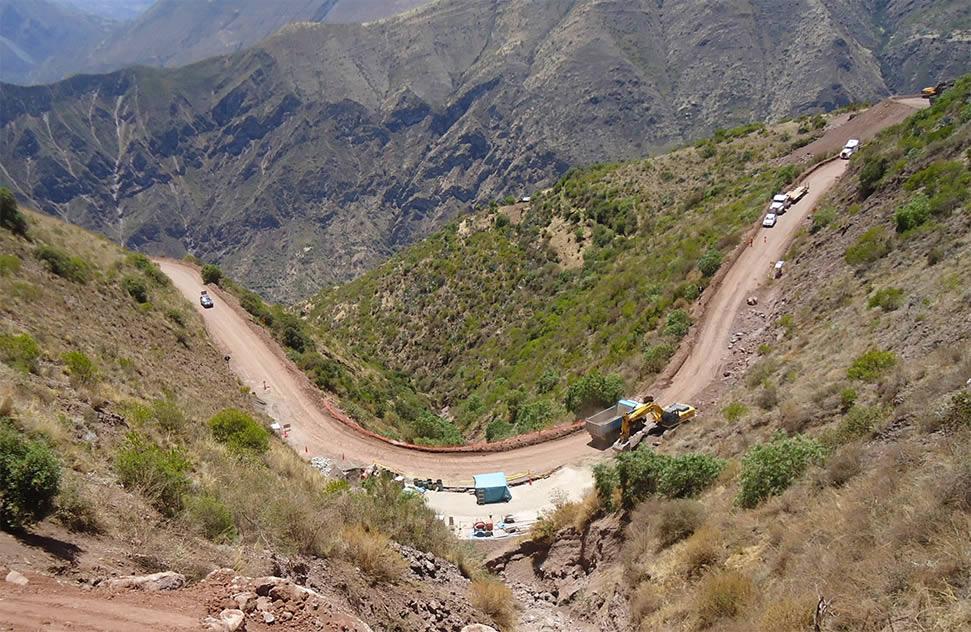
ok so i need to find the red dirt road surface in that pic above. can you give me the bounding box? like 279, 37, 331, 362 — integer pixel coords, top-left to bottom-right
157, 97, 926, 485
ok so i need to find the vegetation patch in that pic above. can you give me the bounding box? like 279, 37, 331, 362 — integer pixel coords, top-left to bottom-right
0, 417, 61, 529
844, 227, 891, 266
208, 409, 270, 455
0, 332, 41, 374
615, 450, 724, 508
847, 349, 897, 381
36, 245, 90, 283
867, 287, 904, 311
737, 433, 825, 507
113, 432, 191, 516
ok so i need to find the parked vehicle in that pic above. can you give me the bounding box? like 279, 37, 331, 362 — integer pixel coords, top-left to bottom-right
762, 213, 777, 227
839, 139, 860, 159
200, 291, 214, 309
787, 184, 809, 202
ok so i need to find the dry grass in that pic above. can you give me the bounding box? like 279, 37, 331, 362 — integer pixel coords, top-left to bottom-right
695, 570, 755, 628
679, 525, 722, 578
469, 575, 517, 631
757, 593, 816, 631
341, 524, 407, 582
630, 582, 662, 623
653, 499, 706, 549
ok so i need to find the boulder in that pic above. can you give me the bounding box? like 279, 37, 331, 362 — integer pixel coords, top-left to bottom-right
231, 591, 257, 613
747, 296, 758, 305
268, 582, 307, 603
252, 576, 285, 596
5, 570, 29, 586
105, 571, 185, 591
203, 608, 246, 632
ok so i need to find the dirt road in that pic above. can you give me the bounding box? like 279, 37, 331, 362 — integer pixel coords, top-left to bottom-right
158, 98, 926, 486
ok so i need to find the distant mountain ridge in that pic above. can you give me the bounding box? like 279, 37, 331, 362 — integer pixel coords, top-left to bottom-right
0, 0, 430, 85
1, 0, 969, 300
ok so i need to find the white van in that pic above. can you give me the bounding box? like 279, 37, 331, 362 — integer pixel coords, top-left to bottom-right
839, 139, 860, 159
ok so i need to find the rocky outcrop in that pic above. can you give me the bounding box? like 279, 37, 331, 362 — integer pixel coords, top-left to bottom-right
104, 571, 186, 591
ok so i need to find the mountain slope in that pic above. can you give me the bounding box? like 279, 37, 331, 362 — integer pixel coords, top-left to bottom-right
0, 0, 114, 85
494, 74, 971, 632
1, 0, 969, 300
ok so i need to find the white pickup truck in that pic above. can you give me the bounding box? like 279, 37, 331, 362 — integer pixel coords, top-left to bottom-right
839, 139, 860, 159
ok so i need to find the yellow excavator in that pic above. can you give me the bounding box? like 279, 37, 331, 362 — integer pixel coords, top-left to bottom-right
612, 397, 697, 452
921, 81, 953, 102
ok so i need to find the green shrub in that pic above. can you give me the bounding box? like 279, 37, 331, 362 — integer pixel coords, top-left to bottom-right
201, 264, 222, 285
894, 194, 931, 233
737, 433, 825, 508
811, 206, 837, 234
148, 398, 187, 434
485, 419, 515, 442
0, 254, 21, 276
593, 462, 618, 511
122, 276, 149, 303
867, 287, 904, 311
36, 245, 90, 283
904, 161, 970, 216
657, 454, 725, 499
698, 249, 723, 277
565, 372, 625, 414
0, 332, 40, 373
126, 253, 168, 286
411, 411, 462, 446
643, 342, 675, 374
536, 369, 559, 393
0, 418, 61, 529
512, 398, 560, 432
164, 308, 187, 327
858, 156, 888, 198
0, 188, 28, 236
722, 401, 748, 422
113, 432, 190, 515
844, 227, 891, 266
847, 349, 897, 381
616, 451, 723, 508
664, 309, 692, 338
183, 493, 236, 542
62, 351, 98, 385
829, 405, 884, 444
839, 387, 858, 412
208, 409, 270, 455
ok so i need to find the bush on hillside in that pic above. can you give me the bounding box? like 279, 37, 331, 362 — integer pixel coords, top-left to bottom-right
894, 194, 931, 233
36, 245, 90, 283
654, 499, 706, 548
62, 351, 98, 385
867, 287, 904, 311
201, 264, 222, 285
122, 276, 149, 303
643, 342, 675, 374
697, 570, 756, 627
564, 372, 625, 415
844, 227, 891, 266
664, 309, 692, 338
0, 254, 21, 276
126, 253, 168, 286
616, 450, 724, 509
811, 206, 837, 234
593, 461, 618, 511
904, 160, 971, 216
0, 332, 41, 374
737, 433, 825, 507
721, 401, 748, 422
0, 418, 61, 529
411, 411, 462, 446
54, 480, 101, 533
858, 156, 888, 199
183, 493, 236, 542
698, 249, 723, 277
847, 349, 897, 381
114, 432, 191, 515
208, 409, 270, 455
469, 576, 516, 630
0, 188, 28, 237
341, 524, 407, 582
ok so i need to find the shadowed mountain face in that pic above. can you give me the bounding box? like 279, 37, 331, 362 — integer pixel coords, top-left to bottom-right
1, 0, 968, 300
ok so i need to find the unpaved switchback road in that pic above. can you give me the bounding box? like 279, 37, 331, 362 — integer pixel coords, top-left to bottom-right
159, 97, 926, 486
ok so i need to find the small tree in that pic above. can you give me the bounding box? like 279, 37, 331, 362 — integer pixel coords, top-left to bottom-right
698, 249, 723, 277
0, 419, 61, 529
201, 264, 222, 285
0, 188, 28, 236
122, 276, 149, 303
737, 433, 825, 508
208, 409, 270, 454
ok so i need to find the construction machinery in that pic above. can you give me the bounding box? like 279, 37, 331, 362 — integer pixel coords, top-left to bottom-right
611, 398, 697, 452
921, 81, 953, 102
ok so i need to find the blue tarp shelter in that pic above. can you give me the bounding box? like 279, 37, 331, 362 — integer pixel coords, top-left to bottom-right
473, 472, 512, 504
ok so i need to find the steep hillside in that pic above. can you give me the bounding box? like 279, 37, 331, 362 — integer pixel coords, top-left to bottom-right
56, 0, 154, 21
0, 204, 511, 631
303, 113, 836, 444
2, 0, 967, 299
0, 0, 114, 85
496, 75, 971, 632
